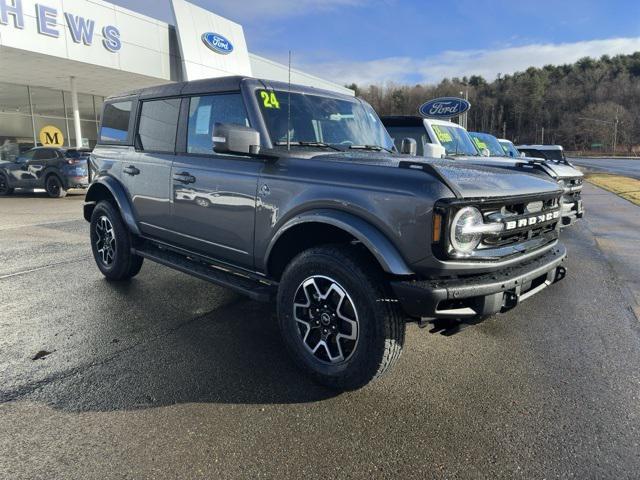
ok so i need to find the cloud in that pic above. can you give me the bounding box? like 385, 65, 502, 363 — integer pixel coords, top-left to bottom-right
196, 0, 365, 19
298, 37, 640, 85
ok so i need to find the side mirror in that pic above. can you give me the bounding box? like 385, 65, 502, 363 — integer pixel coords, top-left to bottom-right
213, 123, 261, 155
423, 143, 446, 159
520, 152, 526, 158
481, 148, 491, 157
400, 138, 417, 156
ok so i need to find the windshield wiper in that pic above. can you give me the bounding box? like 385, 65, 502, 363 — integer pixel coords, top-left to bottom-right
348, 144, 394, 153
274, 141, 343, 151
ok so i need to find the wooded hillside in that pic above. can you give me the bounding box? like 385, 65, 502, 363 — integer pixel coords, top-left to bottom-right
351, 52, 640, 152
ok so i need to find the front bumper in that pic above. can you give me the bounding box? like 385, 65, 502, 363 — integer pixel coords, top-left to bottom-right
391, 244, 567, 319
560, 199, 583, 227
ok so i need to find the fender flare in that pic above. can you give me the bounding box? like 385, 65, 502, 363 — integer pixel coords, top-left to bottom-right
265, 209, 414, 276
84, 176, 141, 236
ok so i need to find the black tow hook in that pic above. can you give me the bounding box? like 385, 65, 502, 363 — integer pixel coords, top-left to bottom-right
554, 266, 567, 283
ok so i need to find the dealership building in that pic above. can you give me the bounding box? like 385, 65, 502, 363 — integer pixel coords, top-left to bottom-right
0, 0, 351, 158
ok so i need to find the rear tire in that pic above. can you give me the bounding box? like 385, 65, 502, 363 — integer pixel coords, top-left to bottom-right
0, 173, 13, 196
90, 200, 143, 280
45, 175, 67, 198
277, 245, 405, 390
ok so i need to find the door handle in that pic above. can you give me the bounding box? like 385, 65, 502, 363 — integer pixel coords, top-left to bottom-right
173, 172, 196, 184
123, 165, 140, 176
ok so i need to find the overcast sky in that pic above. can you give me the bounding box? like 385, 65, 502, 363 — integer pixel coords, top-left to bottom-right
112, 0, 640, 85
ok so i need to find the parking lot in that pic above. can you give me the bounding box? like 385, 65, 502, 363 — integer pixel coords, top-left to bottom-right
1, 185, 639, 479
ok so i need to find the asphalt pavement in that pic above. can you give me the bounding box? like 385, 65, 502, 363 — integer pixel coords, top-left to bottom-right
569, 156, 640, 179
1, 188, 639, 479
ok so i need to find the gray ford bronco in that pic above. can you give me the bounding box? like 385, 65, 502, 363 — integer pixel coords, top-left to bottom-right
85, 76, 567, 390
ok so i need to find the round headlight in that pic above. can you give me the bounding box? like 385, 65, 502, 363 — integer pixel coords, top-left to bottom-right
450, 207, 483, 254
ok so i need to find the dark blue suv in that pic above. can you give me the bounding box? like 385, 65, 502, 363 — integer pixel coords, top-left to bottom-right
0, 147, 90, 198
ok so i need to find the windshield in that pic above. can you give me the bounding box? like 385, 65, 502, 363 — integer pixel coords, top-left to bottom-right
499, 140, 520, 158
469, 132, 506, 157
430, 124, 479, 156
386, 126, 428, 156
256, 90, 394, 151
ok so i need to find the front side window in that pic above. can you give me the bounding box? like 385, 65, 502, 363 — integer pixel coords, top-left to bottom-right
499, 140, 520, 157
187, 94, 249, 154
137, 99, 180, 153
256, 90, 394, 151
18, 150, 36, 161
430, 124, 479, 156
99, 101, 132, 143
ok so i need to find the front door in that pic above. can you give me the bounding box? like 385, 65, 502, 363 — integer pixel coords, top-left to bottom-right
169, 93, 261, 269
10, 150, 38, 186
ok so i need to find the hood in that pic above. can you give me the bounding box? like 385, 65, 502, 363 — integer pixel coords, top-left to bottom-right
308, 151, 562, 199
444, 154, 583, 180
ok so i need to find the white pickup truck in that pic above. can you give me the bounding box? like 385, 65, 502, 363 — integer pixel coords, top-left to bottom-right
381, 116, 584, 227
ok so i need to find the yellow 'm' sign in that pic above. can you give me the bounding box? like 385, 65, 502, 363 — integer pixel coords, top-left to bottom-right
39, 125, 64, 147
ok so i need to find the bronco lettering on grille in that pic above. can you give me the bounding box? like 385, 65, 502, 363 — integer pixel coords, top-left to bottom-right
504, 210, 560, 231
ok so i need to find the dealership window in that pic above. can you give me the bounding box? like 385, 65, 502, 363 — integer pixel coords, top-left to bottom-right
30, 87, 66, 118
0, 83, 35, 160
137, 99, 180, 153
0, 83, 30, 115
99, 101, 132, 143
187, 94, 249, 154
0, 81, 105, 152
63, 91, 96, 121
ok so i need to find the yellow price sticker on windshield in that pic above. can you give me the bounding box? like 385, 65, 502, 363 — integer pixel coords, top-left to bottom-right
260, 90, 281, 109
433, 125, 452, 143
472, 137, 487, 150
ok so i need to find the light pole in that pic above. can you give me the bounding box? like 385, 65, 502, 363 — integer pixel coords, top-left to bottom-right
459, 89, 468, 129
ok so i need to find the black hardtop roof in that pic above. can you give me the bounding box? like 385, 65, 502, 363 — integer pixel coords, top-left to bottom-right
107, 76, 356, 102
380, 116, 424, 127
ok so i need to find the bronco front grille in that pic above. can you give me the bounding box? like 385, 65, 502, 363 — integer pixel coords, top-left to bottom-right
433, 193, 562, 261
479, 197, 560, 249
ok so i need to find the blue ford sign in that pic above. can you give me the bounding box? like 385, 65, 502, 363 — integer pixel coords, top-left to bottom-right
419, 97, 471, 118
202, 32, 233, 55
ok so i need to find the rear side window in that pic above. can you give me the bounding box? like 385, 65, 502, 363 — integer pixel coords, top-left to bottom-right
187, 94, 249, 154
137, 99, 181, 153
100, 101, 132, 143
33, 149, 57, 160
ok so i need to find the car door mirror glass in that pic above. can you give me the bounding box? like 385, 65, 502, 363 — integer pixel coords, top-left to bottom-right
212, 123, 260, 156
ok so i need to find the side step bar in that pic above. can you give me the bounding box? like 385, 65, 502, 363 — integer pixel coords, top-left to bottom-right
132, 245, 276, 302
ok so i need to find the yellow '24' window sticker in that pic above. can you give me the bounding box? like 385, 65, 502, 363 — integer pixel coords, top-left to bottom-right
259, 90, 281, 109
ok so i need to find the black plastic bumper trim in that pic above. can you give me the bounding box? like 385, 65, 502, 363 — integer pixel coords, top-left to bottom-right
391, 244, 567, 319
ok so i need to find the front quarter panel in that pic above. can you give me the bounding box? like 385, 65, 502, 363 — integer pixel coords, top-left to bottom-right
254, 156, 454, 275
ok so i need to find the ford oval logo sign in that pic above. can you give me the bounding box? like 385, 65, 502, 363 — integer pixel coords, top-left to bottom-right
202, 32, 233, 55
419, 97, 471, 118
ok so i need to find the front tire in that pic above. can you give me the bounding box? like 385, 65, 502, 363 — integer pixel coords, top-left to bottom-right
277, 245, 405, 390
45, 175, 67, 198
0, 173, 13, 196
90, 200, 143, 280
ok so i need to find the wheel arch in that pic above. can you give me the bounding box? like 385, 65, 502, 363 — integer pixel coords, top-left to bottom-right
83, 176, 140, 236
264, 209, 414, 280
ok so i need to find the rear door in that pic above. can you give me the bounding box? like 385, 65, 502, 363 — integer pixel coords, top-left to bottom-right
170, 93, 261, 269
123, 98, 180, 239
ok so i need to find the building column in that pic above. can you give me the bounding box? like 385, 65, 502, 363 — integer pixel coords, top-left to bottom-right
70, 76, 83, 148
